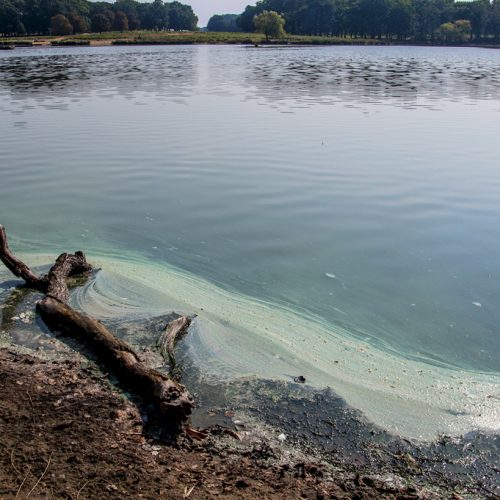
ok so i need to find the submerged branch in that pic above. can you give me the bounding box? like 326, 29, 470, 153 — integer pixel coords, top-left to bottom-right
157, 316, 191, 379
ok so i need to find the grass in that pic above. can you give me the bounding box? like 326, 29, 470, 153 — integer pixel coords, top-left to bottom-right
0, 39, 34, 46
71, 31, 265, 44
94, 31, 386, 45
3, 31, 497, 47
1, 31, 385, 46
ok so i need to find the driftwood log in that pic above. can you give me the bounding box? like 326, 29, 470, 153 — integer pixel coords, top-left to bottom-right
0, 224, 194, 424
157, 316, 191, 379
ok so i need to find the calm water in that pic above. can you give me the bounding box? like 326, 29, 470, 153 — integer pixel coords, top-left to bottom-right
0, 45, 499, 439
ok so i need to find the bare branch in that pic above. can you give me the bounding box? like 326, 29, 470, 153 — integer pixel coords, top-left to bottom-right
0, 225, 194, 425
0, 224, 48, 290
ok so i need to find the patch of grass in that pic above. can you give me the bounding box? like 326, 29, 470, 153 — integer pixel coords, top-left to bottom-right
104, 31, 385, 46
110, 31, 263, 45
3, 31, 469, 47
70, 31, 139, 41
100, 31, 382, 46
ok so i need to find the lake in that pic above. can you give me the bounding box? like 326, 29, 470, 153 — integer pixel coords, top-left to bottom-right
0, 44, 499, 440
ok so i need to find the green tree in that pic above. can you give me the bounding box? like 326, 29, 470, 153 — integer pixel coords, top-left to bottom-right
168, 1, 197, 30
437, 21, 456, 41
386, 0, 413, 40
91, 12, 111, 31
237, 4, 259, 32
137, 0, 168, 30
455, 18, 472, 40
469, 0, 489, 41
489, 0, 500, 42
359, 0, 388, 38
113, 0, 141, 29
207, 13, 241, 32
50, 13, 73, 34
114, 10, 129, 30
253, 10, 286, 41
292, 0, 337, 36
436, 19, 470, 42
20, 0, 88, 34
0, 0, 25, 35
68, 12, 88, 32
89, 1, 113, 16
102, 9, 115, 26
412, 0, 453, 41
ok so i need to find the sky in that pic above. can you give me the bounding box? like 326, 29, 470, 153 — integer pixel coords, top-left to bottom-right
182, 0, 253, 27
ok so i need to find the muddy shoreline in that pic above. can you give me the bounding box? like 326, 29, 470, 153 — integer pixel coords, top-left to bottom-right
0, 348, 422, 499
0, 275, 498, 498
1, 347, 498, 499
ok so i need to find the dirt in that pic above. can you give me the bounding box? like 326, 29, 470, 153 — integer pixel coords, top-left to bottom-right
0, 348, 443, 499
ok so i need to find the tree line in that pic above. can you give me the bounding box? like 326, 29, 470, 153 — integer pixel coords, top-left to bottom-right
0, 0, 198, 36
228, 0, 500, 43
206, 14, 241, 32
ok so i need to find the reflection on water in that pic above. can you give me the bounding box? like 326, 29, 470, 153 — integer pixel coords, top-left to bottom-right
0, 47, 196, 101
242, 49, 500, 107
0, 45, 499, 439
1, 46, 500, 108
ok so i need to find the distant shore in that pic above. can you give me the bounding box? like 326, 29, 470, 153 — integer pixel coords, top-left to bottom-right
1, 31, 499, 49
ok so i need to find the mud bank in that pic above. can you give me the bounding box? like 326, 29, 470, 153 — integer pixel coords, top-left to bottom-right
1, 348, 497, 499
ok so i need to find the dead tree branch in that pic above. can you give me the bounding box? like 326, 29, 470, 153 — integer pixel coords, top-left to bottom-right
0, 225, 48, 291
157, 316, 191, 378
0, 224, 194, 424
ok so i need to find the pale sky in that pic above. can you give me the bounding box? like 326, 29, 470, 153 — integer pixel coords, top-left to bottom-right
182, 0, 254, 27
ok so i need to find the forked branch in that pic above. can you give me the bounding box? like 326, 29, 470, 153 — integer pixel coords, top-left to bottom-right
0, 224, 194, 425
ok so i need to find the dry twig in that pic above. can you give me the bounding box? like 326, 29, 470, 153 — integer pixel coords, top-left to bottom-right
185, 426, 208, 441
183, 485, 196, 498
76, 479, 93, 499
10, 447, 22, 476
25, 452, 52, 498
15, 470, 31, 500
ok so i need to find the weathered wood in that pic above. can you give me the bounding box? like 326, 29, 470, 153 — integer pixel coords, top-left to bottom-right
157, 316, 191, 375
38, 298, 194, 420
0, 224, 48, 291
0, 225, 194, 424
45, 252, 92, 303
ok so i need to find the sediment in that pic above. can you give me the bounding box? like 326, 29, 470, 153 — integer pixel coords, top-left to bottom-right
0, 348, 438, 499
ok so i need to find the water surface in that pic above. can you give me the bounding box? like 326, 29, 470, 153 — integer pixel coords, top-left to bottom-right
1, 45, 499, 439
